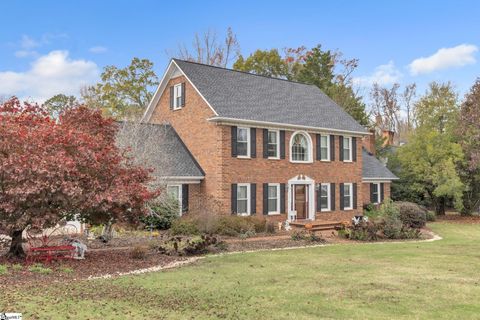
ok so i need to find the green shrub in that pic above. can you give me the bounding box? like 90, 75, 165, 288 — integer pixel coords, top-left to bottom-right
426, 211, 436, 222
59, 267, 74, 273
142, 198, 179, 230
245, 216, 267, 233
214, 216, 255, 236
0, 264, 7, 275
170, 218, 200, 235
156, 234, 225, 256
290, 231, 325, 243
348, 220, 381, 241
11, 264, 23, 272
395, 201, 427, 229
382, 215, 404, 239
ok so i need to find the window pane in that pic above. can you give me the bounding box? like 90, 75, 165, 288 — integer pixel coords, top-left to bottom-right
321, 147, 328, 160
268, 199, 277, 212
292, 133, 308, 161
268, 186, 277, 198
343, 138, 351, 161
237, 128, 248, 142
237, 200, 248, 214
268, 131, 277, 144
268, 143, 277, 157
237, 142, 248, 156
343, 185, 351, 208
320, 185, 329, 209
238, 186, 247, 199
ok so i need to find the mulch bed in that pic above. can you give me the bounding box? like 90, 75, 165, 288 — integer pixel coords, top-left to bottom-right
436, 214, 480, 224
0, 249, 186, 289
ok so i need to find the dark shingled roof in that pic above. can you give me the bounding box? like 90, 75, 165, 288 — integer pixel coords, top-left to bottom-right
362, 148, 398, 180
174, 59, 367, 133
118, 123, 204, 179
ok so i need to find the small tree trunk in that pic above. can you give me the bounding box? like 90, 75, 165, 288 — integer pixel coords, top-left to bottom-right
8, 229, 25, 258
435, 197, 446, 215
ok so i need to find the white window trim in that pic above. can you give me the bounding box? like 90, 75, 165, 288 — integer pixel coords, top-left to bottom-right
237, 183, 251, 216
237, 127, 251, 159
267, 183, 281, 215
167, 184, 182, 216
173, 83, 183, 110
267, 130, 280, 160
343, 183, 353, 210
320, 134, 331, 162
320, 183, 331, 212
372, 182, 381, 204
289, 131, 313, 163
343, 136, 353, 162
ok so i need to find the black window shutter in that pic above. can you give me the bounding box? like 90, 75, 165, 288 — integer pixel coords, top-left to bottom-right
182, 184, 189, 213
339, 136, 344, 161
169, 86, 174, 110
330, 135, 335, 161
263, 129, 268, 158
380, 183, 385, 202
316, 184, 321, 212
263, 183, 268, 215
352, 137, 357, 162
280, 130, 286, 159
330, 183, 336, 211
231, 126, 237, 157
353, 183, 357, 209
181, 82, 186, 107
251, 183, 257, 215
250, 128, 256, 158
231, 184, 237, 214
370, 183, 375, 203
316, 134, 321, 161
280, 183, 286, 213
339, 183, 345, 210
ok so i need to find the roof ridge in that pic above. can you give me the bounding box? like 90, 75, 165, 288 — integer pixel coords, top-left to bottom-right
172, 58, 316, 87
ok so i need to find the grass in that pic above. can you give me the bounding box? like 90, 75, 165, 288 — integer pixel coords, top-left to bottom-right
2, 222, 480, 319
27, 264, 52, 274
0, 264, 7, 275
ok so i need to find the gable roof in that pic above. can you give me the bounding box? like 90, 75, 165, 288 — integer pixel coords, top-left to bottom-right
144, 59, 368, 135
362, 148, 398, 180
117, 122, 204, 180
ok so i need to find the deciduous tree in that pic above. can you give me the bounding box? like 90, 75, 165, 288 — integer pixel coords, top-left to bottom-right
0, 98, 157, 257
81, 58, 158, 119
43, 94, 78, 118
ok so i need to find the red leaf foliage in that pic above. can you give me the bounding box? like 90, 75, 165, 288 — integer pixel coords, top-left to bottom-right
0, 97, 158, 234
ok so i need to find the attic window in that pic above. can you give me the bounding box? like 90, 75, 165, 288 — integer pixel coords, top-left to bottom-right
173, 84, 183, 110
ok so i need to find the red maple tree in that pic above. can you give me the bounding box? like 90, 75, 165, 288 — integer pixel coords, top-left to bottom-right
0, 97, 158, 257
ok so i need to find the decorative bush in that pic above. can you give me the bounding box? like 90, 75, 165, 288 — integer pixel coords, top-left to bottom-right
170, 218, 200, 235
141, 197, 179, 230
245, 216, 268, 233
426, 211, 436, 222
156, 234, 226, 256
265, 221, 276, 234
395, 201, 427, 228
291, 230, 326, 243
382, 215, 404, 239
130, 246, 148, 260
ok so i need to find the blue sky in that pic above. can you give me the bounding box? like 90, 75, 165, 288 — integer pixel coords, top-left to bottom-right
1, 0, 479, 104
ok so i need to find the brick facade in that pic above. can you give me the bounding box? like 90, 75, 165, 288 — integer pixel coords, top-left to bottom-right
150, 75, 391, 222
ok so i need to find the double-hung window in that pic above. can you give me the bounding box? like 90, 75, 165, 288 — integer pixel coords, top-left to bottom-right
343, 183, 353, 210
343, 137, 352, 162
268, 183, 280, 214
320, 183, 331, 211
237, 183, 250, 216
237, 127, 250, 158
372, 183, 380, 204
268, 130, 279, 159
167, 185, 182, 216
173, 84, 183, 110
320, 135, 330, 161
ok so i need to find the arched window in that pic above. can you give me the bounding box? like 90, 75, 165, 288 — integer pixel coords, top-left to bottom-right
290, 131, 312, 162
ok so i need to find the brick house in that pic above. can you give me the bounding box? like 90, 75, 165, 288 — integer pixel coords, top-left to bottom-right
141, 59, 398, 222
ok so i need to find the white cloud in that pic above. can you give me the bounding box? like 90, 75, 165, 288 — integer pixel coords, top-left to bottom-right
0, 50, 99, 102
409, 44, 478, 75
89, 46, 108, 54
14, 33, 69, 58
352, 61, 402, 87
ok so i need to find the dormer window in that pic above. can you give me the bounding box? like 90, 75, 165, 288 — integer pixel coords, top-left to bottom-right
290, 131, 313, 163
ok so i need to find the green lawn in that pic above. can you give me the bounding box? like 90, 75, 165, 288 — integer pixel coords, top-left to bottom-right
3, 222, 480, 319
